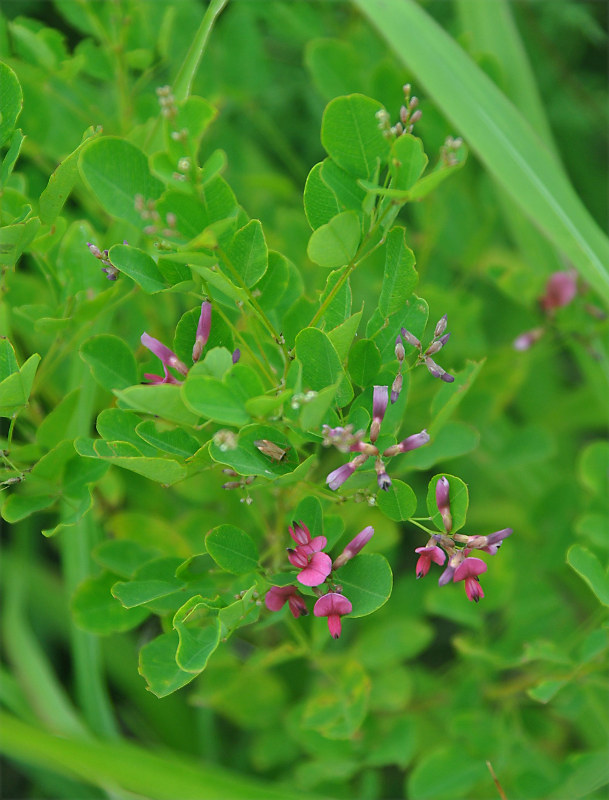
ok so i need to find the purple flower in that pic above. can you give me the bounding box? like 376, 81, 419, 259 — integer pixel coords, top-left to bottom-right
454, 557, 487, 602
370, 385, 388, 443
265, 586, 308, 618
436, 476, 452, 532
333, 526, 374, 569
465, 528, 513, 555
415, 545, 446, 578
425, 356, 454, 383
326, 453, 369, 491
313, 592, 353, 639
438, 552, 463, 586
192, 301, 212, 362
143, 364, 182, 385
232, 348, 241, 364
374, 457, 392, 491
382, 429, 430, 457
141, 333, 188, 376
513, 328, 544, 351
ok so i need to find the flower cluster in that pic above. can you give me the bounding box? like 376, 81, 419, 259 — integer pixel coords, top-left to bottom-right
414, 476, 512, 602
401, 313, 454, 383
376, 84, 422, 138
324, 385, 429, 492
86, 241, 121, 281
265, 522, 374, 638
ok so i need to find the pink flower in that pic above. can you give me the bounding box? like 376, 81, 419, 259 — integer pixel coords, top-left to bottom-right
333, 526, 374, 569
192, 301, 212, 362
414, 545, 446, 578
143, 364, 182, 385
454, 557, 487, 602
540, 271, 577, 312
265, 586, 308, 618
288, 520, 311, 547
294, 551, 332, 586
141, 332, 188, 376
313, 592, 353, 639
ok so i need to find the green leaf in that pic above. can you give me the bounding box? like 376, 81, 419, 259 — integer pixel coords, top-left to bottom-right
321, 94, 391, 179
93, 539, 161, 578
173, 306, 234, 366
96, 409, 157, 455
305, 38, 360, 101
0, 353, 41, 418
0, 339, 18, 380
320, 159, 367, 213
293, 496, 324, 539
0, 62, 23, 147
389, 134, 428, 191
318, 267, 352, 330
205, 524, 259, 574
366, 293, 428, 361
567, 546, 609, 607
181, 374, 249, 426
209, 424, 299, 478
80, 334, 138, 392
108, 245, 166, 293
295, 327, 353, 406
578, 441, 609, 498
78, 137, 164, 228
299, 383, 339, 432
307, 210, 360, 268
328, 310, 363, 362
426, 474, 469, 534
335, 553, 393, 617
112, 557, 184, 608
378, 227, 418, 317
348, 339, 381, 387
303, 161, 341, 229
376, 480, 417, 521
36, 388, 81, 450
353, 0, 609, 305
114, 384, 199, 427
138, 631, 196, 698
76, 439, 186, 485
135, 421, 200, 457
406, 746, 488, 800
39, 126, 101, 223
1, 129, 25, 188
72, 571, 149, 634
224, 219, 268, 287
173, 597, 222, 673
406, 422, 479, 470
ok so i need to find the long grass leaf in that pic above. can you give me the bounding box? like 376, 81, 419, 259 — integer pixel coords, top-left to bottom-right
352, 0, 609, 305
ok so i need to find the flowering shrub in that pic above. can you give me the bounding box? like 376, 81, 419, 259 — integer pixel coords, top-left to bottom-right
1, 2, 607, 799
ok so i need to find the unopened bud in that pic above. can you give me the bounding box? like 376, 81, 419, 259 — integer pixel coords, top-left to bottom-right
434, 314, 448, 338
409, 110, 422, 124
395, 336, 406, 363
390, 373, 403, 404
435, 476, 452, 532
401, 328, 421, 349
374, 458, 392, 491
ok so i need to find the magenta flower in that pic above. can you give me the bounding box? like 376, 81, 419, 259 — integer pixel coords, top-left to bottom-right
141, 333, 188, 377
436, 476, 452, 532
333, 526, 374, 569
294, 551, 332, 587
313, 592, 353, 639
540, 271, 577, 312
454, 557, 487, 602
465, 528, 513, 555
370, 385, 388, 443
414, 545, 446, 578
143, 364, 182, 385
192, 301, 212, 362
265, 586, 308, 618
288, 520, 311, 547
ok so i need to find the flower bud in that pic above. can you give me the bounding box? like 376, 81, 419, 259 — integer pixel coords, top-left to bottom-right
401, 327, 421, 349
390, 373, 403, 404
434, 314, 448, 338
435, 476, 452, 532
395, 335, 406, 363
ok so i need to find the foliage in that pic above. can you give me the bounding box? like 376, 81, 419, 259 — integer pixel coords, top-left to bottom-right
0, 1, 607, 799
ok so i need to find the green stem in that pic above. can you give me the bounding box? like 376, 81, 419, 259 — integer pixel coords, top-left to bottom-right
173, 0, 230, 103
407, 517, 437, 536
217, 245, 289, 361
211, 301, 276, 384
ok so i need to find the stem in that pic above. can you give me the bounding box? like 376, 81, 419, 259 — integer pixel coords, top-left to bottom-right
216, 245, 290, 362
407, 517, 438, 536
173, 0, 230, 103
211, 301, 276, 385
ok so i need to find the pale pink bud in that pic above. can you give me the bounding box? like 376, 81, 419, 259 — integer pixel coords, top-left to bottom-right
141, 333, 188, 376
434, 314, 448, 338
333, 526, 374, 569
370, 385, 389, 443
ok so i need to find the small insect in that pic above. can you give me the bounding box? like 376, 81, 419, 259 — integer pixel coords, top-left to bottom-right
254, 439, 290, 462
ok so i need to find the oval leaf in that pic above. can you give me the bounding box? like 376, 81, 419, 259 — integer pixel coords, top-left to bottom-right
205, 524, 259, 574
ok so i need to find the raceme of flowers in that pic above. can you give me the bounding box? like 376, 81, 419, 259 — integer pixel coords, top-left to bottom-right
265, 521, 374, 638
414, 476, 513, 602
120, 289, 512, 630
